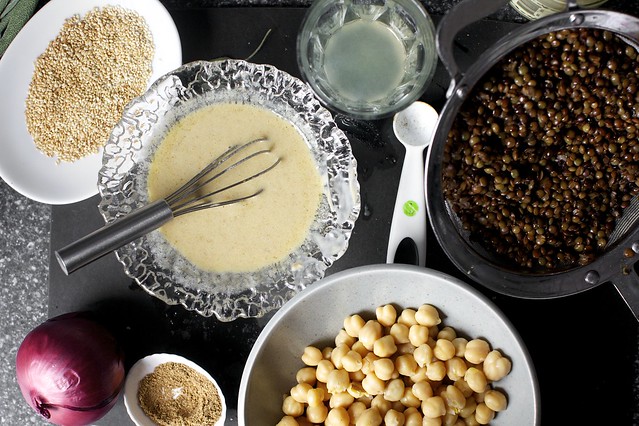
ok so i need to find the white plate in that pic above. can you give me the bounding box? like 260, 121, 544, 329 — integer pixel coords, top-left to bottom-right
124, 353, 226, 426
0, 0, 182, 205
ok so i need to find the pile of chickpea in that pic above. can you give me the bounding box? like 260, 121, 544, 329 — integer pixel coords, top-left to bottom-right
276, 304, 512, 426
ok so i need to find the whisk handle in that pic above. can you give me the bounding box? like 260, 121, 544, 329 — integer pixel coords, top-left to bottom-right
55, 200, 174, 275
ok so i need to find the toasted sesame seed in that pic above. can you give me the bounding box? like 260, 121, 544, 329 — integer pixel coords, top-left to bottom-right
25, 6, 155, 163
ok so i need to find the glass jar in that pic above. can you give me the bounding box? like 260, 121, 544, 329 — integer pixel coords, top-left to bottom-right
510, 0, 608, 20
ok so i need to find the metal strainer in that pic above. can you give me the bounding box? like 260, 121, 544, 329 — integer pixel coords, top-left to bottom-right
425, 0, 639, 319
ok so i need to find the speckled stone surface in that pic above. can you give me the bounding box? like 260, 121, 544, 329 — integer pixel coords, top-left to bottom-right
0, 181, 50, 425
2, 0, 639, 424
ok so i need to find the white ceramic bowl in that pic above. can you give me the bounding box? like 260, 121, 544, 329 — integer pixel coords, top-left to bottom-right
124, 353, 226, 426
239, 264, 540, 425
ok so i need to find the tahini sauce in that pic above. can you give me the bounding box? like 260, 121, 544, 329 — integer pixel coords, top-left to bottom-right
147, 103, 323, 273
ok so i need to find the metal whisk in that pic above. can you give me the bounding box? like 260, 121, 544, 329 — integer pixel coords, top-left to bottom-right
56, 138, 280, 275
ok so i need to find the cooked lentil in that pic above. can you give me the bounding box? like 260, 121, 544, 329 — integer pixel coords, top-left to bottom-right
443, 28, 639, 272
25, 6, 154, 162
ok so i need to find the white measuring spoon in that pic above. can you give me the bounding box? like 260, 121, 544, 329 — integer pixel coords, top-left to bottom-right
386, 101, 439, 266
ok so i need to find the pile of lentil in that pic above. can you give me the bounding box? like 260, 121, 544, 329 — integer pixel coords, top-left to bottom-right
25, 6, 154, 163
443, 28, 639, 271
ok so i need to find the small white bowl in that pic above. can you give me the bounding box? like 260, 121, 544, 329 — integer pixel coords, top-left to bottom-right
124, 353, 226, 426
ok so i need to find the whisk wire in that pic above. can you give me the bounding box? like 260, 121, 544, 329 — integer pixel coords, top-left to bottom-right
165, 138, 267, 206
168, 138, 280, 215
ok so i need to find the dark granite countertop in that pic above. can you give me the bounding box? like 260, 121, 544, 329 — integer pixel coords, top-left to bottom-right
2, 0, 639, 425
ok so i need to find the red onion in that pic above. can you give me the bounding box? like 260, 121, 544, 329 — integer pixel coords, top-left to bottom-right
16, 312, 125, 426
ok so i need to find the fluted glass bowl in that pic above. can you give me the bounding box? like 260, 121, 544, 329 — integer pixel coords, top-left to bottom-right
97, 59, 360, 321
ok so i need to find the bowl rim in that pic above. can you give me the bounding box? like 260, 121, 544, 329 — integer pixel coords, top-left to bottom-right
123, 353, 226, 426
237, 263, 540, 425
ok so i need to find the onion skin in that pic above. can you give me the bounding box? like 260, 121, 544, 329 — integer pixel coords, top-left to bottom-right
16, 312, 125, 426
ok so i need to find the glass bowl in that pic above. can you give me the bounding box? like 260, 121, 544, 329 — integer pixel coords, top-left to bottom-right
297, 0, 438, 120
98, 59, 360, 321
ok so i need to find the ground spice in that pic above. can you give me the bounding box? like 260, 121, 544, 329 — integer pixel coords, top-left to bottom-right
25, 6, 154, 162
137, 362, 223, 426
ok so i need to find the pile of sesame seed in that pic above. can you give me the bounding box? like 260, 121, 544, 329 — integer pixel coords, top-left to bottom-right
25, 6, 155, 163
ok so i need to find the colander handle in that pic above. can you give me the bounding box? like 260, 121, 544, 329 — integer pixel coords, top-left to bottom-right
612, 274, 639, 321
436, 0, 510, 95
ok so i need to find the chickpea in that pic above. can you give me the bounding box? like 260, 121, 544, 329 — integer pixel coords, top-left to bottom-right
373, 358, 395, 381
453, 379, 474, 398
362, 372, 386, 395
282, 395, 305, 417
330, 391, 355, 408
276, 416, 299, 426
384, 378, 405, 402
291, 382, 312, 403
336, 329, 357, 347
347, 382, 368, 399
409, 366, 427, 383
384, 409, 405, 426
296, 367, 317, 385
332, 344, 351, 369
459, 396, 477, 418
352, 340, 369, 357
426, 360, 447, 382
474, 403, 494, 425
373, 335, 398, 357
390, 323, 410, 344
464, 340, 490, 365
411, 380, 433, 401
441, 385, 466, 414
484, 390, 508, 412
483, 350, 512, 381
342, 350, 364, 372
350, 369, 366, 382
395, 354, 418, 376
325, 406, 350, 426
348, 401, 367, 423
400, 387, 421, 408
317, 381, 331, 401
464, 415, 481, 426
344, 314, 366, 338
328, 368, 351, 393
415, 304, 441, 327
464, 368, 487, 393
376, 304, 397, 327
422, 396, 446, 418
301, 346, 323, 366
408, 324, 430, 347
422, 416, 442, 426
437, 326, 457, 341
403, 407, 423, 426
445, 357, 468, 381
359, 320, 383, 350
316, 359, 335, 383
442, 413, 459, 426
371, 394, 392, 417
355, 407, 383, 426
428, 326, 439, 339
451, 338, 468, 358
434, 339, 456, 361
397, 308, 417, 326
362, 352, 380, 376
308, 388, 325, 407
307, 404, 329, 423
323, 346, 333, 360
413, 344, 434, 367
396, 343, 416, 355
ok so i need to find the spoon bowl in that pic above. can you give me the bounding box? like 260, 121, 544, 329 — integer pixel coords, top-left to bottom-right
387, 101, 438, 266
